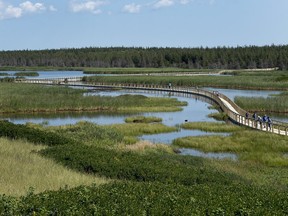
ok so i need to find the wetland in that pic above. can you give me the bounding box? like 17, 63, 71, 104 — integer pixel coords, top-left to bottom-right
0, 69, 288, 214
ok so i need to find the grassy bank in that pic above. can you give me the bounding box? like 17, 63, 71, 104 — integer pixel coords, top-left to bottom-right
83, 70, 288, 90
0, 83, 186, 113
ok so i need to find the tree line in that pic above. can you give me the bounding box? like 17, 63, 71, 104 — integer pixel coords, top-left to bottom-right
0, 45, 288, 70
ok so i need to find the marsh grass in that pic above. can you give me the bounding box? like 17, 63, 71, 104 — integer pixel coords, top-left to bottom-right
173, 129, 288, 167
84, 71, 288, 90
0, 83, 185, 113
42, 121, 124, 147
83, 67, 214, 74
0, 138, 108, 197
212, 159, 288, 188
180, 122, 241, 133
14, 72, 39, 77
121, 140, 174, 154
105, 123, 177, 137
208, 112, 229, 121
235, 95, 288, 113
125, 116, 162, 123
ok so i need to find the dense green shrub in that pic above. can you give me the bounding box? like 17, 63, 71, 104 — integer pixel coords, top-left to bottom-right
1, 181, 287, 215
0, 120, 73, 146
41, 144, 243, 186
0, 77, 15, 82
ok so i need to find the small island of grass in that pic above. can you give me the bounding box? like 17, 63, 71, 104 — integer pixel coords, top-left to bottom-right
125, 116, 162, 123
14, 71, 39, 77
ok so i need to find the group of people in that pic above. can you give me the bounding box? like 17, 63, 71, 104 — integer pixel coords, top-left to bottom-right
250, 112, 272, 129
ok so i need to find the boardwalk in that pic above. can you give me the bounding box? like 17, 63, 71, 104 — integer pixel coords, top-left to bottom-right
16, 77, 288, 136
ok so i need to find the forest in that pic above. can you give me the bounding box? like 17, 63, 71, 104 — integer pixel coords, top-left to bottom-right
0, 45, 288, 70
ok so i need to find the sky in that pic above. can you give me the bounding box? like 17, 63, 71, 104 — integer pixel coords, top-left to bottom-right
0, 0, 288, 51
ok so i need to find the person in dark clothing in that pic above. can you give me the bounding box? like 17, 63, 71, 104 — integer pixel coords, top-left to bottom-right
252, 112, 257, 120
267, 117, 272, 130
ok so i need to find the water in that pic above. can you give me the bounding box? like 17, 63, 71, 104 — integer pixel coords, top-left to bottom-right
140, 129, 229, 144
180, 148, 237, 160
204, 87, 281, 99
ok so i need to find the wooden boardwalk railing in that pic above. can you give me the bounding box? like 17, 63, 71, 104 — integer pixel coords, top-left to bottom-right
16, 77, 288, 136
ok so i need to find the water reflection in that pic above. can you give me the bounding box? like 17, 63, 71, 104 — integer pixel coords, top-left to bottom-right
140, 129, 229, 144
180, 148, 237, 160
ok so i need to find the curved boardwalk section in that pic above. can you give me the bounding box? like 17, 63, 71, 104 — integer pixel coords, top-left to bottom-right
17, 77, 288, 136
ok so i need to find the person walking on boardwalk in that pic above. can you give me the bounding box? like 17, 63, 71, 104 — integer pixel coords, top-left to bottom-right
252, 112, 257, 127
267, 117, 272, 130
257, 116, 262, 129
262, 114, 267, 128
252, 112, 257, 120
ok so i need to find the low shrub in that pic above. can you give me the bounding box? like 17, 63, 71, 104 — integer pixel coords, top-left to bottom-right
41, 144, 243, 186
0, 120, 73, 146
1, 181, 287, 215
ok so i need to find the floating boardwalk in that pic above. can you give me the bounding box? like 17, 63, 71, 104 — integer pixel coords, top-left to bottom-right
16, 77, 288, 136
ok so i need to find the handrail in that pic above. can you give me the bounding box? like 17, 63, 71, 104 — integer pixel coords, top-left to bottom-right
15, 78, 288, 136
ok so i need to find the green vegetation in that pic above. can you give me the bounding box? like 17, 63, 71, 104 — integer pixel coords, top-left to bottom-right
125, 116, 162, 123
83, 67, 206, 74
0, 120, 73, 146
14, 71, 39, 77
2, 181, 287, 215
83, 71, 288, 90
208, 112, 229, 121
180, 121, 241, 133
0, 119, 287, 214
0, 72, 9, 76
173, 122, 288, 167
0, 137, 107, 196
1, 65, 288, 213
235, 94, 288, 113
0, 77, 14, 82
0, 83, 186, 113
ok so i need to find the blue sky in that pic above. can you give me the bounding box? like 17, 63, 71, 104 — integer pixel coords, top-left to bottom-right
0, 0, 288, 50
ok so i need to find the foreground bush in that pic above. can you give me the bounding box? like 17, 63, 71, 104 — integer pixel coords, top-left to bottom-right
0, 181, 287, 215
41, 144, 242, 186
0, 120, 73, 146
